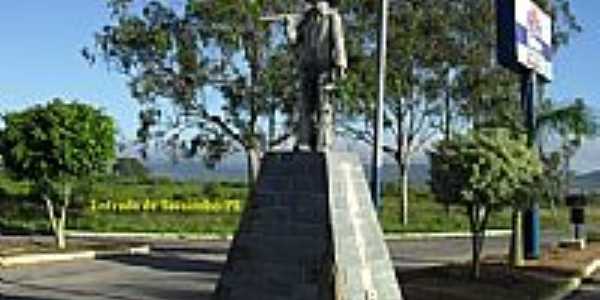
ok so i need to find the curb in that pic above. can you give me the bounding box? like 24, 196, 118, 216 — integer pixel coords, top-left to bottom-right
544, 278, 581, 300
0, 245, 150, 268
543, 259, 600, 300
67, 231, 234, 241
66, 230, 513, 241
385, 230, 512, 240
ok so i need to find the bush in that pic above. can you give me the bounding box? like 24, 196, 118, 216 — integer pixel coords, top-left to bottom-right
429, 128, 543, 278
112, 157, 149, 180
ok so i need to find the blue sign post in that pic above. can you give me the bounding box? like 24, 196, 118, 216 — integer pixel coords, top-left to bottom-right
521, 70, 541, 259
497, 0, 553, 260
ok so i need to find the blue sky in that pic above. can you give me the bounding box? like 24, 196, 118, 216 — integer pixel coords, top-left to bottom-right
0, 1, 599, 171
0, 1, 140, 138
548, 1, 600, 172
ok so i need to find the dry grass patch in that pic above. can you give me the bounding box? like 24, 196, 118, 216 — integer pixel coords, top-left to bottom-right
398, 242, 600, 300
522, 241, 600, 278
398, 263, 570, 300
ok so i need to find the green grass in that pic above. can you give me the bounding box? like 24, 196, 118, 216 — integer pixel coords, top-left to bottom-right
0, 172, 588, 235
70, 212, 241, 234
380, 187, 514, 233
0, 173, 245, 234
88, 180, 247, 202
381, 194, 578, 233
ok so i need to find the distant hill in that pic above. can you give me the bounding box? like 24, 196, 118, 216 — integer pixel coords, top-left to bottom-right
573, 170, 600, 192
144, 158, 430, 186
144, 159, 247, 182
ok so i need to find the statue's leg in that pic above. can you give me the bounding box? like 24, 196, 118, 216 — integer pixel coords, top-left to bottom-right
308, 91, 319, 152
294, 95, 302, 150
317, 83, 334, 152
296, 95, 310, 151
297, 74, 317, 152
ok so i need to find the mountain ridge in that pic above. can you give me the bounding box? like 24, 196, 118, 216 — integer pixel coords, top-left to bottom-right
143, 157, 600, 193
573, 170, 600, 192
144, 158, 430, 185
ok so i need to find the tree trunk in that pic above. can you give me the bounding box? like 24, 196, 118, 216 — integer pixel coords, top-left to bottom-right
57, 183, 71, 250
444, 73, 452, 141
400, 160, 409, 226
469, 205, 478, 279
564, 152, 571, 199
247, 146, 261, 194
397, 91, 409, 226
444, 85, 452, 216
55, 221, 66, 250
473, 228, 487, 280
43, 183, 71, 250
246, 26, 261, 195
472, 229, 482, 279
510, 207, 524, 267
469, 204, 489, 280
43, 194, 59, 245
550, 186, 557, 216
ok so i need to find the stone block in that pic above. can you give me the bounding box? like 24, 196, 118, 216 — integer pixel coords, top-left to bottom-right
214, 152, 402, 300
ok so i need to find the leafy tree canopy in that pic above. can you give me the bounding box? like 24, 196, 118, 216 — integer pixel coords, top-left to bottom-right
87, 0, 300, 167
538, 98, 598, 143
429, 128, 544, 278
0, 99, 116, 183
430, 128, 543, 209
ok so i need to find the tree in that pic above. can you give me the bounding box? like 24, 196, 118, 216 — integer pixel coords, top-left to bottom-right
339, 0, 453, 225
429, 128, 542, 279
449, 0, 582, 268
88, 0, 299, 190
0, 99, 116, 249
536, 98, 598, 209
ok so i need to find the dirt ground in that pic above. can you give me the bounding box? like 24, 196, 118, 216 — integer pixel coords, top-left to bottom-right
398, 242, 600, 300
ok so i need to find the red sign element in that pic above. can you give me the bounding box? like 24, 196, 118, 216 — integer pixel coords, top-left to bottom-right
527, 7, 543, 39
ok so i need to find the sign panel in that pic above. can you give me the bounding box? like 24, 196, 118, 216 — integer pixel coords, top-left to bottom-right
497, 0, 553, 81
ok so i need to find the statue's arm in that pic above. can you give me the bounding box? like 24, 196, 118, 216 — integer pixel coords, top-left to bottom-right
331, 12, 348, 75
260, 14, 302, 45
284, 14, 303, 45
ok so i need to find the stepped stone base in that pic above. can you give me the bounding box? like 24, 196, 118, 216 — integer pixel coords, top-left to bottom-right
213, 152, 403, 300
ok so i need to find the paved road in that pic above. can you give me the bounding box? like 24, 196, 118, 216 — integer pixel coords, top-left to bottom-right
0, 235, 558, 300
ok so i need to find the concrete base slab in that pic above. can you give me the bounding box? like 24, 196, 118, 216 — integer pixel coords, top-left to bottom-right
559, 239, 587, 251
0, 245, 150, 268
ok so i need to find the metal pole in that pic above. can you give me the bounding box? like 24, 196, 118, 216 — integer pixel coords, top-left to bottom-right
371, 0, 389, 211
575, 223, 584, 240
522, 70, 541, 260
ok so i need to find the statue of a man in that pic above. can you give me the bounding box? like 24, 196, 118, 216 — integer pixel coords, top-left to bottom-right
284, 0, 347, 152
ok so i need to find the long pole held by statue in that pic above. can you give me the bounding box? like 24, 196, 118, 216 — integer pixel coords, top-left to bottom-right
371, 0, 389, 211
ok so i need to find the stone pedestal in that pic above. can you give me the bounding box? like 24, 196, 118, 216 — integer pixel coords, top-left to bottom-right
213, 152, 403, 300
